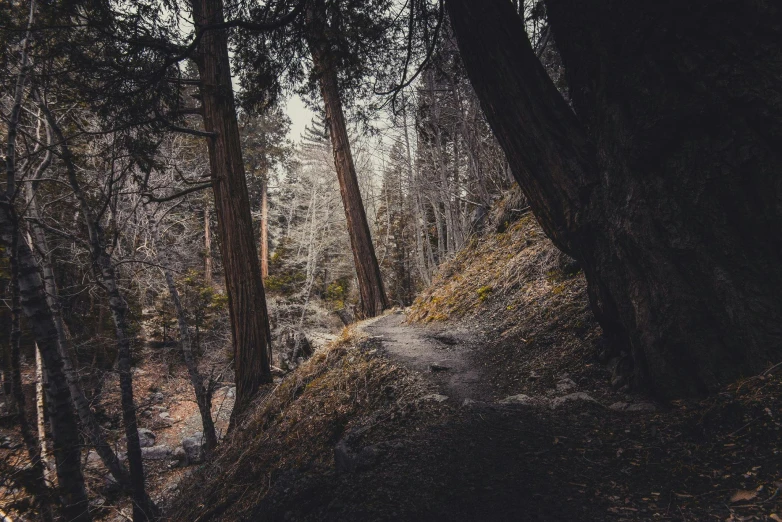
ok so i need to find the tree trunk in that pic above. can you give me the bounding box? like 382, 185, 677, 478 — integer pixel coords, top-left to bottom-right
402, 101, 431, 286
34, 345, 52, 484
27, 187, 132, 492
190, 0, 272, 424
164, 269, 218, 449
9, 242, 53, 522
204, 205, 212, 287
0, 198, 89, 521
260, 176, 269, 280
147, 209, 218, 451
306, 1, 389, 318
3, 3, 88, 510
445, 0, 782, 398
37, 102, 157, 521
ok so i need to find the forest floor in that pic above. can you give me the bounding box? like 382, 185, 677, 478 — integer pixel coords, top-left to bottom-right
166, 308, 782, 522
168, 209, 782, 522
3, 201, 782, 521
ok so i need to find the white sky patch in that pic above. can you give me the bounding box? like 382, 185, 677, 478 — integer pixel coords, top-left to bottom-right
284, 94, 317, 143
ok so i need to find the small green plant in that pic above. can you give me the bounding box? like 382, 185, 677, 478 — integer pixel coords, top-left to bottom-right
477, 285, 493, 302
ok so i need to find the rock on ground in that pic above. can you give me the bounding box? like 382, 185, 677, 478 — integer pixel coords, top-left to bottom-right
138, 428, 156, 448
549, 392, 598, 410
182, 432, 206, 464
141, 445, 173, 460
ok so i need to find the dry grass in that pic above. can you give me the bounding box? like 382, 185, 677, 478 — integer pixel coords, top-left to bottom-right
168, 326, 439, 521
409, 212, 589, 334
409, 209, 602, 400
410, 214, 576, 323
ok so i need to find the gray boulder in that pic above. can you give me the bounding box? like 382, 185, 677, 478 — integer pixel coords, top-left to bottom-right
182, 432, 206, 464
141, 445, 173, 460
172, 446, 187, 463
138, 428, 156, 448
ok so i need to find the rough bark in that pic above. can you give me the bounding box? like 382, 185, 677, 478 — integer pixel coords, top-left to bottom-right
445, 0, 782, 398
306, 1, 389, 318
9, 242, 54, 522
3, 3, 88, 512
204, 205, 212, 287
190, 0, 273, 424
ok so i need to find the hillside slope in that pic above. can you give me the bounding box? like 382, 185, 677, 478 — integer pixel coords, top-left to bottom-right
169, 208, 782, 522
408, 211, 609, 400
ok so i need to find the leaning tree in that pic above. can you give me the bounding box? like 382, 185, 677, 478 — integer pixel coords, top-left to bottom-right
445, 0, 782, 398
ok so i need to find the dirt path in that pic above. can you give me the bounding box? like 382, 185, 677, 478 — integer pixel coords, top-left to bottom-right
361, 312, 493, 402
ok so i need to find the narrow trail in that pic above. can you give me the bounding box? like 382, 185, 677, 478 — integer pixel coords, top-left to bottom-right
361, 311, 493, 402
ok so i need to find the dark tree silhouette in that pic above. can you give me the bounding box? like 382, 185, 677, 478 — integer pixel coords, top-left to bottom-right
445, 0, 782, 398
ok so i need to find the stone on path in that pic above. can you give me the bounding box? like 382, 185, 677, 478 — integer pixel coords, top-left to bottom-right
549, 392, 598, 410
422, 394, 449, 403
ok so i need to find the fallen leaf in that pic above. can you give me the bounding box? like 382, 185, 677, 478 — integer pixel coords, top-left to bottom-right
729, 489, 758, 503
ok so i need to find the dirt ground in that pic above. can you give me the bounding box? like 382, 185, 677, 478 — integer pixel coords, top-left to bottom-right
166, 210, 782, 521
242, 312, 782, 522
158, 308, 778, 521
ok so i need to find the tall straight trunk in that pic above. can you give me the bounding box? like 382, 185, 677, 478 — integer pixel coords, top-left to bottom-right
305, 1, 388, 318
0, 199, 89, 521
260, 177, 269, 279
34, 345, 52, 483
8, 243, 53, 522
190, 0, 272, 424
37, 102, 157, 521
204, 205, 212, 287
27, 186, 132, 492
432, 200, 445, 262
446, 0, 782, 398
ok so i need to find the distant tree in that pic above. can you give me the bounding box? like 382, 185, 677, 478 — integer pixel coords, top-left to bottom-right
240, 108, 291, 280
375, 142, 415, 306
234, 0, 412, 317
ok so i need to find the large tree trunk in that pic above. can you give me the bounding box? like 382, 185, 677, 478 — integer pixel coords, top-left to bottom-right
445, 0, 782, 398
190, 0, 273, 423
3, 4, 88, 510
306, 1, 389, 318
9, 244, 53, 522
